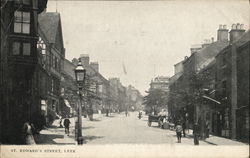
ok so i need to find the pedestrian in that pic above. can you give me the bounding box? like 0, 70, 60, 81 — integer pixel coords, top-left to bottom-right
59, 116, 63, 128
23, 121, 36, 145
185, 119, 189, 134
205, 120, 210, 138
193, 122, 199, 145
175, 120, 183, 143
182, 120, 186, 137
63, 116, 71, 136
125, 110, 128, 117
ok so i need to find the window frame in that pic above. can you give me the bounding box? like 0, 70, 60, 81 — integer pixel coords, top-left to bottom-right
14, 0, 32, 6
13, 10, 31, 34
11, 41, 32, 56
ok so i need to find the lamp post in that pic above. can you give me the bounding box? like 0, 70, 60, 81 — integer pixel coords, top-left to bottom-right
74, 59, 86, 145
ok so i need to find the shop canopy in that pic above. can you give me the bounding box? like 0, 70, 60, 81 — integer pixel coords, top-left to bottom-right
202, 95, 221, 104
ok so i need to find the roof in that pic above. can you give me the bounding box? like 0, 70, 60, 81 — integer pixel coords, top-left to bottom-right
152, 76, 170, 83
195, 40, 229, 72
234, 30, 250, 47
169, 73, 183, 85
215, 29, 249, 58
38, 12, 61, 44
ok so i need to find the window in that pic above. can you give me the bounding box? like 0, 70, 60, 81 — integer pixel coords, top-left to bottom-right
14, 0, 31, 5
23, 43, 31, 55
37, 37, 46, 55
14, 11, 30, 34
12, 42, 31, 56
51, 79, 54, 93
12, 42, 20, 55
55, 57, 58, 69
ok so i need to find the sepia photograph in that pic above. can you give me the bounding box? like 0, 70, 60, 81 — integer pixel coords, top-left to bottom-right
0, 0, 249, 157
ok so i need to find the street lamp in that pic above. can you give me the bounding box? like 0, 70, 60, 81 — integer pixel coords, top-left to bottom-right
74, 59, 86, 145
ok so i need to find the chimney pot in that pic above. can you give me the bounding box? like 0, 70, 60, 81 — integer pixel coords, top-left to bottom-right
236, 23, 241, 30
219, 24, 223, 29
240, 24, 244, 30
223, 25, 227, 29
232, 24, 236, 29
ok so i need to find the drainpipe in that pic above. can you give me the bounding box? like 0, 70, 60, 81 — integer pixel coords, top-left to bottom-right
231, 44, 237, 140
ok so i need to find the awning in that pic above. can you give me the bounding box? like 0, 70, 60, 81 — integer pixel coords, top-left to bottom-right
202, 95, 221, 104
64, 99, 72, 108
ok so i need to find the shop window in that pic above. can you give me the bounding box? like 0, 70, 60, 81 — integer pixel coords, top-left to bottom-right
14, 11, 30, 34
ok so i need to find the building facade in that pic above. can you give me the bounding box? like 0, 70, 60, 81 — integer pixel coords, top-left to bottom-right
215, 25, 248, 141
0, 0, 47, 144
38, 12, 65, 123
150, 76, 170, 92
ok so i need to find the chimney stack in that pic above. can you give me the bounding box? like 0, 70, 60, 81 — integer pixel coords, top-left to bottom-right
90, 62, 99, 72
79, 54, 89, 67
229, 23, 245, 43
72, 58, 78, 66
217, 24, 229, 42
190, 44, 202, 54
202, 39, 211, 48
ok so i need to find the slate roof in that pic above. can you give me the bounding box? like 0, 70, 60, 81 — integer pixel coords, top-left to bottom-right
234, 30, 250, 47
38, 12, 60, 44
195, 40, 229, 72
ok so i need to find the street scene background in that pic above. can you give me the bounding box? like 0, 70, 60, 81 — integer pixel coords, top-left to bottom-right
0, 1, 249, 155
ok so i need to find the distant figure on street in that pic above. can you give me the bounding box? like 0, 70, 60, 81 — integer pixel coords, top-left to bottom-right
138, 111, 142, 119
63, 116, 71, 136
193, 122, 199, 145
175, 120, 183, 143
23, 121, 36, 145
59, 116, 63, 128
185, 120, 189, 134
106, 109, 109, 117
125, 110, 128, 117
205, 120, 210, 138
182, 120, 186, 137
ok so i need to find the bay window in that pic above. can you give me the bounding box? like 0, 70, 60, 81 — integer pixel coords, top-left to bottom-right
14, 11, 30, 34
12, 41, 31, 56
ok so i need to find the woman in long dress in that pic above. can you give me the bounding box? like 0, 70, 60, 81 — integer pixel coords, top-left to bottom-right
23, 122, 36, 145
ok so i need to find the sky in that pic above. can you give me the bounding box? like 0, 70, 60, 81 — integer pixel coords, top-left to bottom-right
46, 0, 249, 95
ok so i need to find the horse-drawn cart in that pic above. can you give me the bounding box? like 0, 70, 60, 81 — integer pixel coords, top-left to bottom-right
148, 114, 166, 128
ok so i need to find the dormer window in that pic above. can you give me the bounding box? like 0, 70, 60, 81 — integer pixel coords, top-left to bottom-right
14, 11, 30, 34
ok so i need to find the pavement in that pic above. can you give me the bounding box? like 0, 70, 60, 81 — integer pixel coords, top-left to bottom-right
34, 112, 248, 146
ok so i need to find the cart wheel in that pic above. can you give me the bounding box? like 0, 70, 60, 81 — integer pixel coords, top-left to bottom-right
148, 121, 151, 127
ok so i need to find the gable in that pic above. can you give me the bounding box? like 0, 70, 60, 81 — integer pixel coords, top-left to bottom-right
54, 18, 64, 55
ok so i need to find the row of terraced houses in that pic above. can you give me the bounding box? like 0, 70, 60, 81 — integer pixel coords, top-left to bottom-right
168, 24, 249, 143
